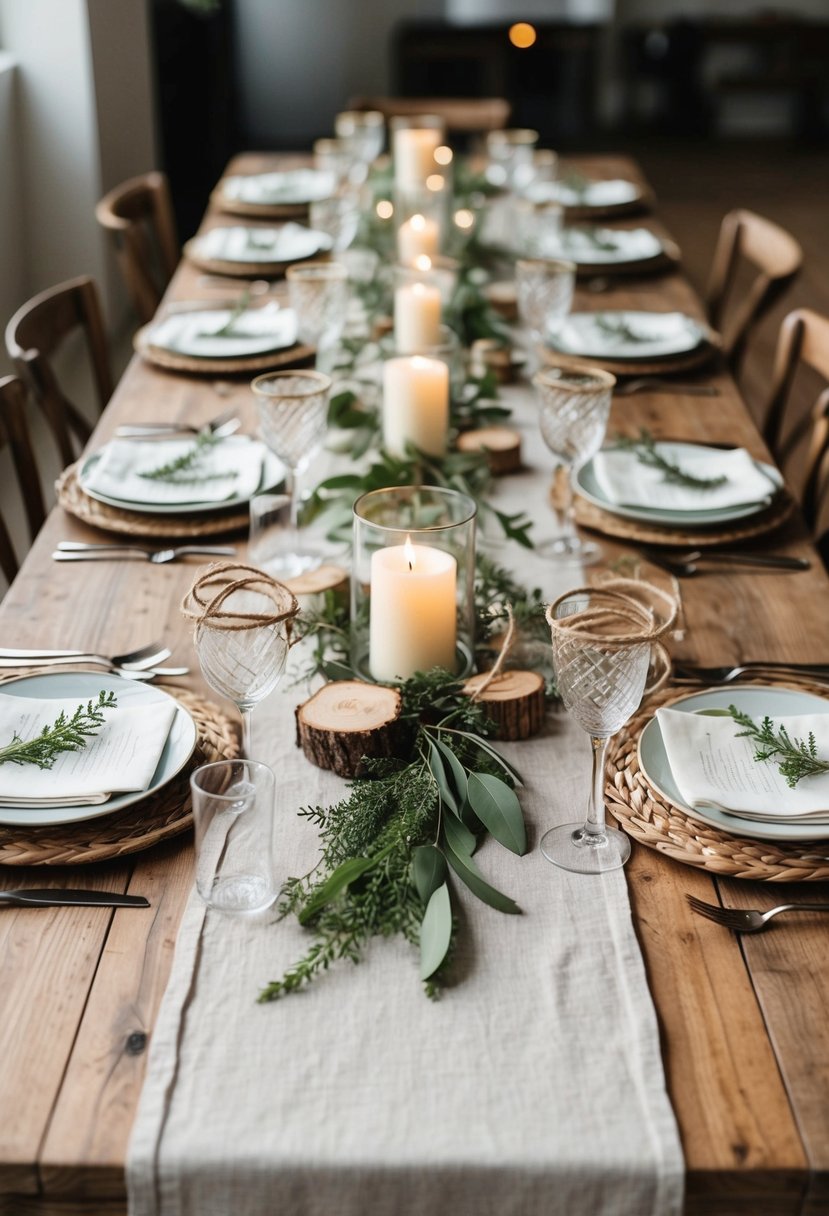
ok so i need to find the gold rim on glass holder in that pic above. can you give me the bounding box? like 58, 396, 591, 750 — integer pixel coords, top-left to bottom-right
516, 256, 577, 276
250, 369, 333, 398
534, 364, 617, 393
182, 562, 299, 633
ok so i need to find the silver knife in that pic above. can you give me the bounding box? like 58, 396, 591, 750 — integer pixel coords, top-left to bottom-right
0, 889, 150, 908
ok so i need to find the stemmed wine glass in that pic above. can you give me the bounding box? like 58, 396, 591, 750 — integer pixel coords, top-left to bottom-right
542, 584, 674, 874
183, 564, 299, 759
251, 370, 332, 578
533, 366, 615, 564
515, 257, 575, 370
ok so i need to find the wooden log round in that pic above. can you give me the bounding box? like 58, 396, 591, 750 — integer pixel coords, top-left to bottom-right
456, 426, 522, 474
463, 669, 546, 740
295, 680, 402, 778
283, 563, 349, 601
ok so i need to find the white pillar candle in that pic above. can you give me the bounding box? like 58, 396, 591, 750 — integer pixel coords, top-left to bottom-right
397, 213, 440, 264
382, 355, 449, 457
394, 127, 442, 191
394, 281, 442, 352
370, 538, 457, 682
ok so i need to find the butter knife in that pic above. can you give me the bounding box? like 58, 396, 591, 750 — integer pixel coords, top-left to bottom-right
0, 889, 150, 908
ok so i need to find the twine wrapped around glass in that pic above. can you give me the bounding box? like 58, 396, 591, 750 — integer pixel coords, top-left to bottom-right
542, 579, 677, 874
351, 486, 477, 684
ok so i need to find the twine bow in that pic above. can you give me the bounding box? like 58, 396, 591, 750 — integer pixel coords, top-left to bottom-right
181, 563, 300, 637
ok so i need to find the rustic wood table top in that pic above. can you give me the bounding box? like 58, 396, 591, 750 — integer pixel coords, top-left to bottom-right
0, 154, 826, 1216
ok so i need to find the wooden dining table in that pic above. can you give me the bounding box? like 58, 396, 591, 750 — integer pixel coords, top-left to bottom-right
0, 153, 827, 1216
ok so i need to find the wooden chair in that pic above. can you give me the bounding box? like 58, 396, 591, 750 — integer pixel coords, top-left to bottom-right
348, 96, 511, 134
0, 376, 46, 584
5, 276, 113, 469
95, 170, 179, 324
706, 208, 802, 377
762, 308, 829, 533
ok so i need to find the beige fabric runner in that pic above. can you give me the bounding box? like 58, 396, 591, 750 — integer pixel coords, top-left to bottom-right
127, 381, 684, 1216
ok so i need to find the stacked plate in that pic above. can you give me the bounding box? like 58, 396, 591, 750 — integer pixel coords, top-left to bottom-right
215, 169, 336, 216
575, 440, 783, 532
638, 685, 829, 843
554, 227, 672, 272
184, 223, 333, 275
526, 177, 645, 217
0, 672, 197, 828
135, 303, 313, 374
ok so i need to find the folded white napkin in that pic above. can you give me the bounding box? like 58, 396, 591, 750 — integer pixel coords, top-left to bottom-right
591, 445, 775, 512
528, 179, 640, 208
82, 436, 267, 506
222, 170, 335, 205
657, 707, 829, 822
559, 227, 662, 264
554, 311, 703, 358
148, 305, 298, 359
0, 695, 177, 807
196, 224, 332, 264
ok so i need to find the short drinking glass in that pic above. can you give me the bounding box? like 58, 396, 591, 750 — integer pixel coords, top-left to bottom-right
286, 261, 349, 348
191, 759, 276, 914
534, 366, 615, 564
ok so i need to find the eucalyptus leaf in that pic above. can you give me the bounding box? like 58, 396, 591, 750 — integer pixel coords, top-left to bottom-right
443, 810, 478, 857
412, 844, 447, 903
420, 882, 453, 980
429, 732, 469, 803
450, 730, 524, 785
695, 708, 733, 717
298, 854, 379, 925
426, 738, 459, 814
466, 772, 527, 856
444, 837, 520, 915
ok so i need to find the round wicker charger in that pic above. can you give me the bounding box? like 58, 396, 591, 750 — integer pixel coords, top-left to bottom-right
562, 188, 653, 222
56, 464, 251, 540
572, 489, 795, 548
210, 182, 311, 220
0, 688, 240, 866
540, 338, 720, 379
183, 236, 329, 279
134, 325, 316, 376
605, 678, 829, 881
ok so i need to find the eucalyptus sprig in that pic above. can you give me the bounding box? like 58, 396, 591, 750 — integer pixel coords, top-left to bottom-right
139, 431, 239, 485
259, 669, 526, 1002
0, 690, 118, 770
612, 429, 727, 491
196, 289, 251, 338
725, 706, 829, 789
594, 314, 657, 343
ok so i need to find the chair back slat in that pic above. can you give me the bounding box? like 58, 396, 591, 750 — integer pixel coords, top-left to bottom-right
0, 376, 46, 584
96, 171, 179, 324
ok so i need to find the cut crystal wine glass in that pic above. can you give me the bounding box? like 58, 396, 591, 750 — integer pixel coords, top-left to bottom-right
515, 257, 575, 368
533, 366, 615, 564
252, 370, 332, 578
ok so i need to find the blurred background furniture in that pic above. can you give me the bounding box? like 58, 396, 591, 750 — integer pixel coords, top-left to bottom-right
0, 375, 45, 583
348, 95, 510, 134
96, 171, 179, 325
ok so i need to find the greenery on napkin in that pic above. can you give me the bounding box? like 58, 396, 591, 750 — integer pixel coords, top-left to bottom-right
612, 430, 727, 491
723, 706, 829, 789
0, 690, 117, 770
139, 431, 239, 485
259, 669, 527, 1002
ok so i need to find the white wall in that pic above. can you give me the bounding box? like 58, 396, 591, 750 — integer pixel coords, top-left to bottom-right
0, 53, 25, 373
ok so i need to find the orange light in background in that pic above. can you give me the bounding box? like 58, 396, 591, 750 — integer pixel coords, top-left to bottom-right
509, 22, 537, 49
434, 145, 453, 166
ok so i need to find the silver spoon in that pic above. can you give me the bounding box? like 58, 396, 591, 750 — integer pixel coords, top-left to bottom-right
53, 544, 237, 565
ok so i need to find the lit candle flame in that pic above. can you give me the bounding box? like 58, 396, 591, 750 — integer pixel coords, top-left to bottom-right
414, 254, 432, 272
404, 535, 415, 572
411, 214, 426, 231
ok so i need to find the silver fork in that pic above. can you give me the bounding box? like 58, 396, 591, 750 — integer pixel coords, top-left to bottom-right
53, 544, 236, 565
687, 895, 829, 933
0, 658, 188, 680
114, 409, 240, 439
0, 641, 171, 669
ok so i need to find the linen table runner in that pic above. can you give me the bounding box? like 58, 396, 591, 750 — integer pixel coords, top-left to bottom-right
128, 383, 684, 1216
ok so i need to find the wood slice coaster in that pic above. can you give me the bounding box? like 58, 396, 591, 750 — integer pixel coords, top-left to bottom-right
463, 670, 546, 740
456, 426, 522, 474
183, 237, 330, 279
573, 490, 795, 548
134, 326, 316, 376
0, 689, 240, 867
605, 679, 829, 882
295, 680, 402, 778
210, 183, 310, 220
539, 339, 721, 380
56, 465, 250, 540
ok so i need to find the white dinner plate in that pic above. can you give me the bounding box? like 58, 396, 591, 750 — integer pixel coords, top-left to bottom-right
78, 446, 285, 516
192, 224, 333, 265
527, 178, 642, 209
548, 310, 707, 360
575, 445, 783, 526
638, 685, 829, 842
555, 227, 665, 266
146, 306, 298, 360
221, 169, 336, 206
0, 672, 197, 827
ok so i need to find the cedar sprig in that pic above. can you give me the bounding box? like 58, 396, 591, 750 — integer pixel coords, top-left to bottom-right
0, 690, 118, 770
613, 429, 727, 490
139, 431, 238, 484
727, 705, 829, 789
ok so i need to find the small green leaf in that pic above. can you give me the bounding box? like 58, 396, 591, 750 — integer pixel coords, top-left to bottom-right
695, 708, 733, 717
412, 844, 447, 903
443, 811, 477, 857
430, 733, 469, 803
426, 738, 459, 813
466, 772, 527, 855
298, 855, 378, 925
443, 837, 520, 914
452, 731, 524, 785
420, 882, 452, 980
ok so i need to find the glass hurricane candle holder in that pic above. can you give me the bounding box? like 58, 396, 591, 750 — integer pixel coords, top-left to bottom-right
335, 109, 385, 165
381, 327, 463, 403
394, 190, 448, 265
351, 485, 476, 684
485, 128, 539, 191
393, 256, 459, 306
390, 114, 446, 193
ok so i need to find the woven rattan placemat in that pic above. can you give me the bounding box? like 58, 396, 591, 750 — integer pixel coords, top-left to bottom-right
133, 327, 316, 376
0, 687, 239, 866
56, 465, 251, 540
210, 183, 310, 220
183, 237, 328, 279
540, 338, 720, 379
605, 678, 829, 881
573, 490, 795, 548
